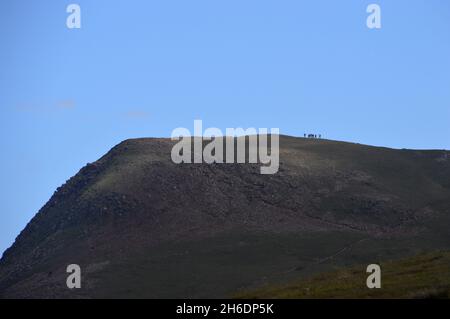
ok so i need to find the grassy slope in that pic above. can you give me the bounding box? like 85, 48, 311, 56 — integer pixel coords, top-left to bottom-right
235, 251, 450, 299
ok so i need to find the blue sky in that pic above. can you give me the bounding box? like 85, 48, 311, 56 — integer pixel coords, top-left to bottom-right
0, 0, 449, 255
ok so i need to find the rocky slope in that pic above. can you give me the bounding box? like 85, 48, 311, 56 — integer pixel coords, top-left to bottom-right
1, 135, 450, 298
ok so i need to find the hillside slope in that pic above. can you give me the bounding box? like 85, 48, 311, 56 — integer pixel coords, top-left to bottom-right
235, 251, 450, 299
1, 135, 450, 298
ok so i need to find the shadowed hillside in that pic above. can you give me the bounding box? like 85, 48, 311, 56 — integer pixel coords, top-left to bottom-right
235, 251, 450, 299
1, 135, 450, 298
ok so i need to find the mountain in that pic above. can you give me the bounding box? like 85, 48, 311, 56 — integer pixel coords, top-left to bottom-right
1, 135, 450, 298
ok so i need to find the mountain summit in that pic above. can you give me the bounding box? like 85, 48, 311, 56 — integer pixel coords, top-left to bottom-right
1, 136, 450, 298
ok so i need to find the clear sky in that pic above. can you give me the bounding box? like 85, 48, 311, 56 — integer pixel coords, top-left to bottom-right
0, 0, 449, 255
